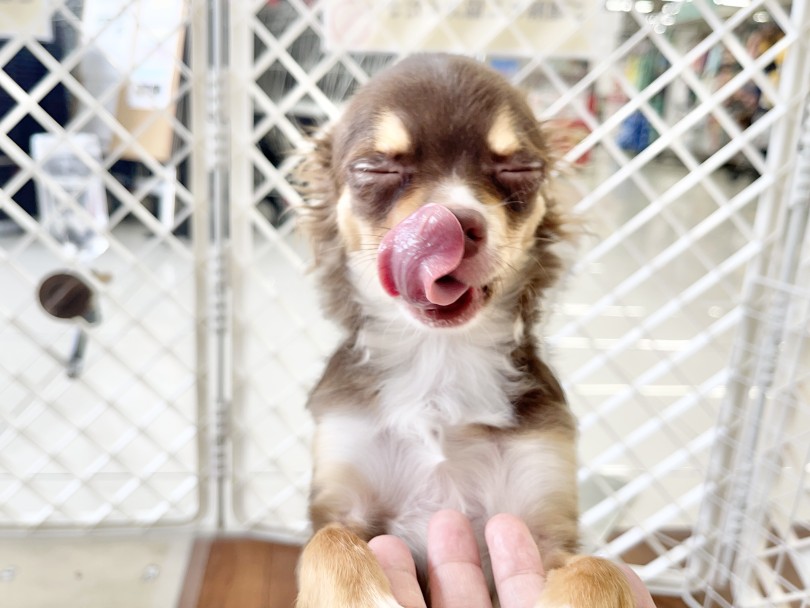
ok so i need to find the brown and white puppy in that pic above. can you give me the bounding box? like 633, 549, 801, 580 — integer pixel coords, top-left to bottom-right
295, 53, 633, 607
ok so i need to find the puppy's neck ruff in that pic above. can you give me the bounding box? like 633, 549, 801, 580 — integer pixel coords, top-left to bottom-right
356, 312, 521, 442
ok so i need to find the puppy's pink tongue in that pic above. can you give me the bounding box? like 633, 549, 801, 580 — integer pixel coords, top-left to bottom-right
378, 204, 468, 307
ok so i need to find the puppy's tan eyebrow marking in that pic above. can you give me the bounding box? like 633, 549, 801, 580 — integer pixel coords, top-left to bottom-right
487, 108, 520, 156
374, 111, 411, 155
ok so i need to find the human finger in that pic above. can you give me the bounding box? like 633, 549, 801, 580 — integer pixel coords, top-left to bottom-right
485, 513, 545, 608
368, 535, 427, 608
428, 509, 492, 608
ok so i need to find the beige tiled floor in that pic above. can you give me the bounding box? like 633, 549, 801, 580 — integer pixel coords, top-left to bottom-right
0, 536, 193, 608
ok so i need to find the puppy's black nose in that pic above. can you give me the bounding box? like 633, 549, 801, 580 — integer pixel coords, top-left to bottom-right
452, 208, 487, 259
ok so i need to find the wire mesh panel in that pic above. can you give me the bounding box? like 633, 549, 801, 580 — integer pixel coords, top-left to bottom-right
230, 0, 810, 603
0, 1, 208, 530
688, 96, 810, 607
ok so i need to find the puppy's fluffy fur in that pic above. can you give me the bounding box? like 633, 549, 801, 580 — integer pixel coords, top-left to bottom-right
295, 54, 633, 607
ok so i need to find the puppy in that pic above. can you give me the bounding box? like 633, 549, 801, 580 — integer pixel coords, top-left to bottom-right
295, 53, 634, 607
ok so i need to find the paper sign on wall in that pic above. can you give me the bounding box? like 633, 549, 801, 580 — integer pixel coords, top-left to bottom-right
81, 0, 139, 71
324, 0, 618, 59
127, 0, 185, 110
0, 0, 53, 41
81, 0, 184, 111
81, 0, 187, 161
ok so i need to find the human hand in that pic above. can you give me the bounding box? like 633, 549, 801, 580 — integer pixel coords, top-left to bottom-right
368, 510, 655, 608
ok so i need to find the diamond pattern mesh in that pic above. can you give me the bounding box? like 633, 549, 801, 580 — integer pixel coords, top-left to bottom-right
0, 0, 204, 529
1, 0, 808, 604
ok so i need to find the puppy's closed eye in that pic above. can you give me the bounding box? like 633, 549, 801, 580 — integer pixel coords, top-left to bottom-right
346, 155, 412, 217
495, 159, 544, 185
490, 156, 545, 210
349, 156, 409, 179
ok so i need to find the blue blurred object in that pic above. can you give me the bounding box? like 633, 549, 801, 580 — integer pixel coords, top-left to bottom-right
489, 57, 521, 79
617, 111, 652, 154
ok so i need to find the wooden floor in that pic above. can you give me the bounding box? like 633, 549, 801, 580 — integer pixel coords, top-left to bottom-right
178, 538, 300, 608
178, 537, 689, 607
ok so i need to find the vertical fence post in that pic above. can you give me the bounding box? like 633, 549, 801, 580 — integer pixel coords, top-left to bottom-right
189, 0, 215, 531
732, 94, 810, 603
206, 0, 232, 531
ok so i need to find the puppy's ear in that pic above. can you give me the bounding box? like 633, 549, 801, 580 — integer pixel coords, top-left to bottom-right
533, 120, 587, 280
541, 118, 589, 168
294, 129, 342, 265
294, 128, 338, 207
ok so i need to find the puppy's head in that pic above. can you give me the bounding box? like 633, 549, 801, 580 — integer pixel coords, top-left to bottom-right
299, 53, 569, 332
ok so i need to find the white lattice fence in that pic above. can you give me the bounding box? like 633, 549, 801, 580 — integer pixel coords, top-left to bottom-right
1, 1, 809, 605
0, 0, 209, 531
228, 0, 810, 605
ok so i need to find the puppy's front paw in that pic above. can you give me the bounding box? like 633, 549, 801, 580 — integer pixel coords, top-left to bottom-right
536, 556, 635, 608
297, 524, 400, 608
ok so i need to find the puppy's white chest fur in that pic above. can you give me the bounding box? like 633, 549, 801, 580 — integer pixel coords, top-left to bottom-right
315, 327, 574, 565
363, 324, 520, 440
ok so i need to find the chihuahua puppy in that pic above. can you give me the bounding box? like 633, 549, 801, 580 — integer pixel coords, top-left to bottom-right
295, 53, 634, 608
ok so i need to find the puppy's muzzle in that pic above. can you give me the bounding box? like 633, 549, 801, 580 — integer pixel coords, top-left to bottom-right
377, 204, 490, 327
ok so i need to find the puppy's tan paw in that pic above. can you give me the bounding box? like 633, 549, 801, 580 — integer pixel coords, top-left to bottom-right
536, 556, 635, 608
297, 524, 401, 608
